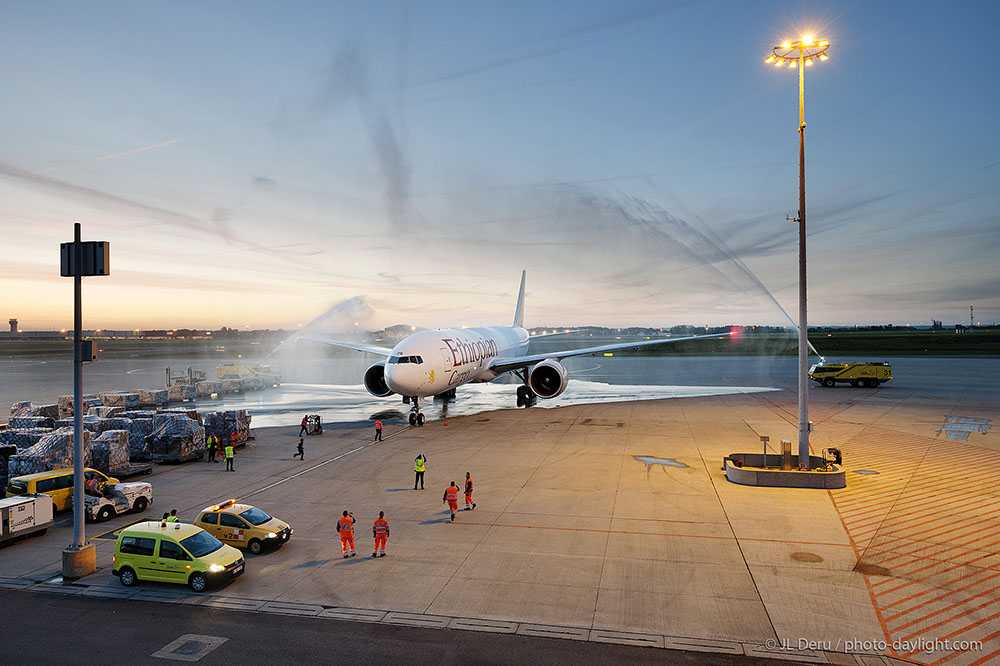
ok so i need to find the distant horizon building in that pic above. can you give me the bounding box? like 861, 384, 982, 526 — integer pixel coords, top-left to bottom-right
8, 318, 16, 333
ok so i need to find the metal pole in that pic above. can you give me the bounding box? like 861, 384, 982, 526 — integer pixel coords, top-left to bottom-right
72, 221, 85, 549
797, 48, 810, 469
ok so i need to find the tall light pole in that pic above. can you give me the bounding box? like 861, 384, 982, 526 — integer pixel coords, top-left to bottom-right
59, 222, 110, 578
765, 37, 829, 470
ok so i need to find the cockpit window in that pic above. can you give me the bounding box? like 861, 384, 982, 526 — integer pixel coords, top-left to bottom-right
388, 355, 422, 365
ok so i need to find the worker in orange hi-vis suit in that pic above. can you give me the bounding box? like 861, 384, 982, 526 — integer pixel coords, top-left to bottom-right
443, 481, 460, 522
464, 472, 477, 511
337, 510, 356, 558
372, 511, 389, 557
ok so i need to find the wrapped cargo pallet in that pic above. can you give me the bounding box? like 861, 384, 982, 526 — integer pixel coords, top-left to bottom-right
35, 404, 59, 419
146, 414, 205, 462
58, 395, 75, 419
54, 415, 102, 432
60, 394, 101, 418
94, 406, 127, 418
7, 427, 92, 477
120, 410, 159, 419
160, 408, 203, 425
167, 384, 196, 401
127, 418, 155, 460
91, 429, 130, 473
99, 392, 141, 408
138, 389, 169, 406
204, 409, 252, 446
195, 381, 223, 397
241, 377, 263, 391
97, 417, 133, 434
221, 379, 245, 393
9, 416, 55, 430
0, 428, 53, 451
10, 401, 38, 418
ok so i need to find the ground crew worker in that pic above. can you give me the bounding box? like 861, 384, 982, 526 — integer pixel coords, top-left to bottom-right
166, 509, 179, 523
161, 512, 169, 524
224, 442, 235, 471
337, 510, 356, 558
206, 433, 219, 463
414, 454, 426, 490
299, 415, 308, 437
372, 511, 389, 557
374, 419, 383, 442
84, 477, 102, 497
294, 437, 304, 460
230, 428, 240, 448
464, 472, 476, 511
443, 481, 460, 522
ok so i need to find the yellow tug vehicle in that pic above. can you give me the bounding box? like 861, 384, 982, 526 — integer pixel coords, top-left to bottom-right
809, 361, 892, 388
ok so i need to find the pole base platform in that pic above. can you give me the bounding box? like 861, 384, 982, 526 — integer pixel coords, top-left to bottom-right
723, 453, 845, 489
62, 543, 97, 580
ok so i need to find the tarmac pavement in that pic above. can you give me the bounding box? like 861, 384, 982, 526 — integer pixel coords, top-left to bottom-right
1, 357, 997, 665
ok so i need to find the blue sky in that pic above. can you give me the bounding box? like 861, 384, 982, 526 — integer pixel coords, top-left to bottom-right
2, 0, 998, 330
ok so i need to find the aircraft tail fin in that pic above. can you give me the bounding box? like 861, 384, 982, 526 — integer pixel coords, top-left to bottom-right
513, 270, 526, 328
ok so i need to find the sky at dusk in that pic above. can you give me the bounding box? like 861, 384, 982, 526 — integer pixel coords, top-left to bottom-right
2, 0, 998, 331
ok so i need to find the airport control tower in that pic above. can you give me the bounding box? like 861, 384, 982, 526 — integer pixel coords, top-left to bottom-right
8, 318, 16, 333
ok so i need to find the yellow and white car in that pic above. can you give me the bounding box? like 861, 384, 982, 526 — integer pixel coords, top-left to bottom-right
194, 499, 292, 555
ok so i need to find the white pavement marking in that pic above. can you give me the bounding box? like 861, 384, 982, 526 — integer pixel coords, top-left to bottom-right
661, 636, 744, 654
516, 624, 590, 641
318, 607, 387, 623
151, 634, 229, 662
448, 617, 519, 634
382, 611, 452, 629
590, 629, 664, 648
240, 432, 399, 501
260, 601, 323, 616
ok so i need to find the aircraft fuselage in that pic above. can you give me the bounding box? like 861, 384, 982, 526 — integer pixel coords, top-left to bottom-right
384, 326, 529, 397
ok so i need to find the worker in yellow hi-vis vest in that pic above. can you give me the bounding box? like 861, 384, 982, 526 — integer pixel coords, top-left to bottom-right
224, 443, 235, 472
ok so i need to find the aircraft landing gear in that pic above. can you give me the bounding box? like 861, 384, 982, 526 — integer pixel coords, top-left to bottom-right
408, 400, 425, 426
516, 384, 536, 408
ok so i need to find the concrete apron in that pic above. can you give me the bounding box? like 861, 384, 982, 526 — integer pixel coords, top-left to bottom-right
3, 378, 997, 666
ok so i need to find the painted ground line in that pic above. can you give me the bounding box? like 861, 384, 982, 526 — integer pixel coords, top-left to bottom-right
851, 510, 1000, 544
872, 550, 1000, 589
889, 586, 1000, 634
895, 595, 1000, 644
842, 494, 1000, 529
849, 495, 1000, 535
880, 571, 1000, 616
906, 609, 1000, 661
877, 568, 1000, 608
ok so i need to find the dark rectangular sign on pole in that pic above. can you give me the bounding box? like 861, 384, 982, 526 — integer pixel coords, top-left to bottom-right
60, 241, 110, 277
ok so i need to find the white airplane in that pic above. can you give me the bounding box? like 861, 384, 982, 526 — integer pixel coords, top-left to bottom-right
308, 271, 732, 425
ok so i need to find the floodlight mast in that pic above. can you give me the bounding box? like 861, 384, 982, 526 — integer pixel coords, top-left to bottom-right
764, 37, 829, 470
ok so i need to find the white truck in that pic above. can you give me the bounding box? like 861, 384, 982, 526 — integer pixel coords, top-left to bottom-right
0, 494, 54, 544
85, 482, 153, 522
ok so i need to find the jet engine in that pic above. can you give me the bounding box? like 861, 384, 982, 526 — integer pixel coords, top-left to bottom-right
527, 359, 568, 399
364, 362, 394, 397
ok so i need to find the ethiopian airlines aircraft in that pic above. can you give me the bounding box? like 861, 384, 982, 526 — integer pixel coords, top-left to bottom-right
309, 271, 731, 425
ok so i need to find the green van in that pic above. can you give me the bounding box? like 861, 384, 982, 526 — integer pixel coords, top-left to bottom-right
113, 521, 245, 592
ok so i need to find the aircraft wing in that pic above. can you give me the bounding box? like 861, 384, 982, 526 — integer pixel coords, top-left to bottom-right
528, 330, 580, 339
301, 337, 393, 357
489, 331, 733, 375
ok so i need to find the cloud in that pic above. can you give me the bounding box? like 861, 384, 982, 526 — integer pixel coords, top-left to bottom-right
253, 175, 278, 190
319, 42, 413, 230
33, 138, 185, 175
